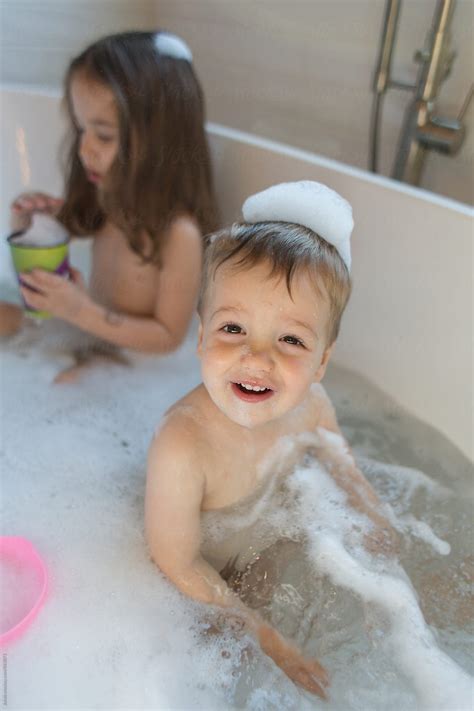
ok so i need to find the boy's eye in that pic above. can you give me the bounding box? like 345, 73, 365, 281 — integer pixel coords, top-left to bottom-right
282, 335, 305, 348
222, 323, 242, 334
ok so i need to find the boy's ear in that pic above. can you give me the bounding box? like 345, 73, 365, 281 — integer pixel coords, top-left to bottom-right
197, 319, 203, 356
314, 343, 334, 382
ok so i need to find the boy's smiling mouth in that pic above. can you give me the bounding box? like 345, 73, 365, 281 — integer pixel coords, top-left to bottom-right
231, 380, 275, 402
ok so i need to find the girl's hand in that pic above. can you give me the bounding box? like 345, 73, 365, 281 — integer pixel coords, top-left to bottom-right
258, 624, 329, 698
19, 267, 89, 323
0, 302, 24, 337
11, 192, 64, 232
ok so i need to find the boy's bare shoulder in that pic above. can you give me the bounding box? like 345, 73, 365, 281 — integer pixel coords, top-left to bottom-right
309, 382, 339, 431
146, 388, 210, 522
151, 385, 212, 458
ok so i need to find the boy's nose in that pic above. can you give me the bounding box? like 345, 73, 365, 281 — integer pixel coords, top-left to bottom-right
240, 344, 274, 371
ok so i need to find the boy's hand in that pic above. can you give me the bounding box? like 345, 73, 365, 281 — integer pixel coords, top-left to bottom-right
258, 624, 329, 698
19, 267, 89, 323
363, 510, 401, 557
11, 192, 64, 231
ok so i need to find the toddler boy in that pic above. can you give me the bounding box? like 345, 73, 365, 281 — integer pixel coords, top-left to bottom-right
145, 181, 395, 697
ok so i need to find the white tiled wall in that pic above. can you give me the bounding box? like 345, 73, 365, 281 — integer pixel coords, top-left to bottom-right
0, 0, 156, 87
155, 0, 473, 205
1, 0, 472, 204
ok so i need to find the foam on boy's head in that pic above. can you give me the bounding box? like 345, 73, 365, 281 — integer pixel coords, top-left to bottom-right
242, 181, 353, 272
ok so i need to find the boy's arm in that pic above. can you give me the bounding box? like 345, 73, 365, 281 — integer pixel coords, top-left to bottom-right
313, 386, 398, 552
18, 218, 202, 353
145, 422, 329, 698
145, 424, 237, 607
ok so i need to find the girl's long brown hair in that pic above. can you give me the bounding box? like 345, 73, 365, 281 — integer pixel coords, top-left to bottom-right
58, 31, 217, 263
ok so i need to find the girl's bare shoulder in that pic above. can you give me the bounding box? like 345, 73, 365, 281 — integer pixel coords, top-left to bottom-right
161, 214, 202, 254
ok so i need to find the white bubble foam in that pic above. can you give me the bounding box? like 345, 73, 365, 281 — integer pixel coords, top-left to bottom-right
1, 329, 472, 710
154, 32, 193, 62
12, 213, 68, 247
397, 514, 451, 555
242, 181, 353, 270
286, 461, 472, 710
204, 449, 472, 709
311, 534, 471, 710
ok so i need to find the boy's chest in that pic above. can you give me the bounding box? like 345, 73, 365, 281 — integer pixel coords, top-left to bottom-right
202, 445, 265, 511
201, 409, 320, 511
89, 226, 159, 313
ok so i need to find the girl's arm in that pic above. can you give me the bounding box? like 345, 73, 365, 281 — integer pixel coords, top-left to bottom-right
18, 218, 202, 353
145, 422, 329, 698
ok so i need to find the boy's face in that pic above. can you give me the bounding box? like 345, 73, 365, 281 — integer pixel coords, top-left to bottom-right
198, 259, 333, 429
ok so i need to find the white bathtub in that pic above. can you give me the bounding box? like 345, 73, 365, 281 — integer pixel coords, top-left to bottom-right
1, 87, 473, 710
1, 86, 472, 461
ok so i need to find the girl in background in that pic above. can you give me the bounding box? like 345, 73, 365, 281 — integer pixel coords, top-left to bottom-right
3, 31, 216, 382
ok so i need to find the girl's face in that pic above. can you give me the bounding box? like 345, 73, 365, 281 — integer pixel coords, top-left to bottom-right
70, 73, 119, 186
198, 260, 333, 430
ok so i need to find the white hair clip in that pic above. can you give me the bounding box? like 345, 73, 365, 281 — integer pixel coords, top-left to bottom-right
242, 180, 353, 271
154, 32, 193, 62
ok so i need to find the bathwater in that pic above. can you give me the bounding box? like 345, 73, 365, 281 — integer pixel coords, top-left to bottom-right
0, 322, 472, 710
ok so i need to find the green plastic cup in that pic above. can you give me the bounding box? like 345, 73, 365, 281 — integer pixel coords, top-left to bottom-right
8, 231, 70, 319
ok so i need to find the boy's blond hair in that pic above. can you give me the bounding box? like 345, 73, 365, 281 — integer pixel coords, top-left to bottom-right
198, 221, 352, 346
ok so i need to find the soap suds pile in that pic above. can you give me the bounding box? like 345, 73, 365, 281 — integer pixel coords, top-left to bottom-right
242, 180, 353, 270
10, 213, 68, 246
1, 320, 472, 710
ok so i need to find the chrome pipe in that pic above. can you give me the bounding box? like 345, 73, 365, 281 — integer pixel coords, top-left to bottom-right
370, 0, 402, 172
392, 0, 457, 183
369, 93, 383, 174
371, 0, 468, 188
373, 0, 402, 95
419, 0, 456, 102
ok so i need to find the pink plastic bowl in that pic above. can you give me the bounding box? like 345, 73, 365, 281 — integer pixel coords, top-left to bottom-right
0, 537, 48, 645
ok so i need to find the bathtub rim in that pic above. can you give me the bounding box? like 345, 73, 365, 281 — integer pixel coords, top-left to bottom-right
2, 81, 473, 216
